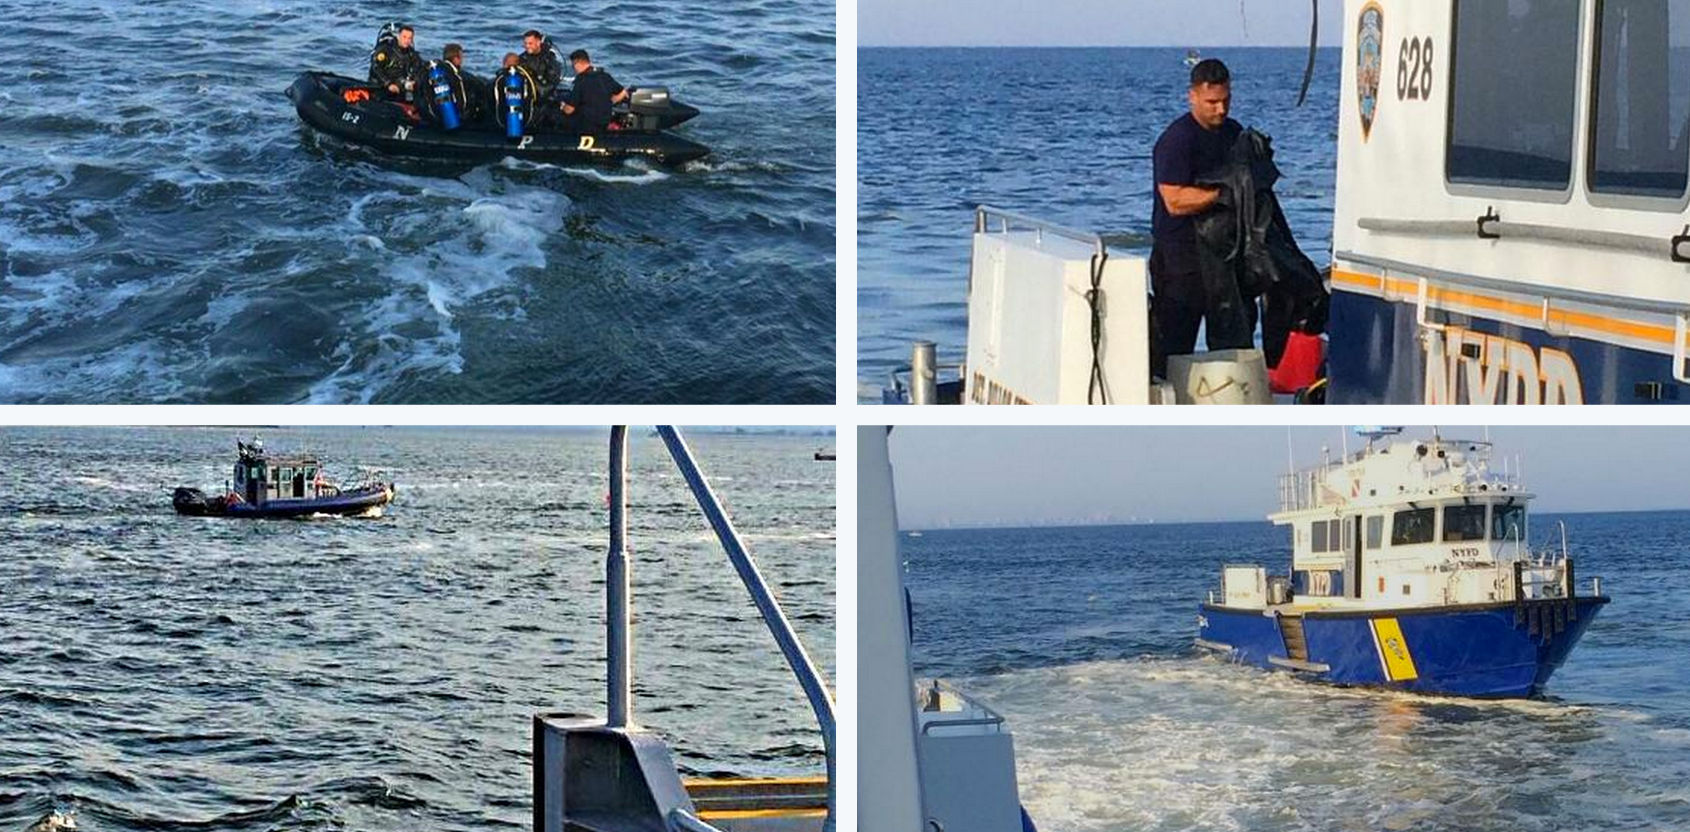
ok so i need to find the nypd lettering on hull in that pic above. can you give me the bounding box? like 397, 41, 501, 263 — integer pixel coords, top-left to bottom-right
1327, 283, 1688, 404
1194, 430, 1608, 698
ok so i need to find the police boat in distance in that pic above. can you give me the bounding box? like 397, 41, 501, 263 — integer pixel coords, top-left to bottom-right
1196, 426, 1608, 699
286, 71, 709, 167
172, 438, 395, 519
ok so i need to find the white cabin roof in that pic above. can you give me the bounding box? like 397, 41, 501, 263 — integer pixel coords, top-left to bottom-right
1271, 435, 1530, 521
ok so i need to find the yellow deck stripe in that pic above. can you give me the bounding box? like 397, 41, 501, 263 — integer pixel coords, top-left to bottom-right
697, 808, 829, 820
1331, 269, 1685, 347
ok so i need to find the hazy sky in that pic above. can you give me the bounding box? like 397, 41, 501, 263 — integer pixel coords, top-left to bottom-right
860, 0, 1346, 48
889, 426, 1690, 528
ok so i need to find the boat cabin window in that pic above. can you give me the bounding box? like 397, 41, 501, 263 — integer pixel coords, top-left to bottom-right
1493, 503, 1527, 542
1443, 504, 1488, 542
1448, 0, 1583, 190
1365, 515, 1384, 550
1589, 0, 1690, 199
1390, 508, 1436, 546
1310, 519, 1343, 553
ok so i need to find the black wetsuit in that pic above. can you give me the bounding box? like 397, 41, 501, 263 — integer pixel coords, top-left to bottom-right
431, 61, 488, 125
563, 66, 624, 135
370, 42, 424, 100
517, 46, 565, 100
458, 69, 490, 125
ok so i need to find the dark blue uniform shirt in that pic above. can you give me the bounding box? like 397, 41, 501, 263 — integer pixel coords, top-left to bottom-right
1151, 113, 1243, 279
567, 67, 624, 134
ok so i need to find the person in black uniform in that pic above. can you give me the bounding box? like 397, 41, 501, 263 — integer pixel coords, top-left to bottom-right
560, 49, 628, 135
1149, 58, 1246, 380
369, 23, 425, 101
516, 30, 565, 100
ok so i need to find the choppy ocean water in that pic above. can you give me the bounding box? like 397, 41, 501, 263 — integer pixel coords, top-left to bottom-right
0, 426, 836, 832
858, 47, 1341, 399
0, 1, 834, 403
905, 515, 1690, 832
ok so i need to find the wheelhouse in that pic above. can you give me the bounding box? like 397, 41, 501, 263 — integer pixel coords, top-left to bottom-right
231, 442, 324, 505
1285, 495, 1530, 604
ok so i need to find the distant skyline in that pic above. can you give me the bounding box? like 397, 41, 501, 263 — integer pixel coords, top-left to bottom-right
860, 0, 1345, 48
888, 426, 1690, 529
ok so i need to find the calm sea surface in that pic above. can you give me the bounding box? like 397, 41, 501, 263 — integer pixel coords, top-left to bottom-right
0, 427, 835, 832
906, 514, 1690, 832
858, 47, 1341, 399
0, 1, 834, 403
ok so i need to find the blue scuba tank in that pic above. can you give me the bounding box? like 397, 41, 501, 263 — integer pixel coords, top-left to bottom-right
430, 63, 460, 130
504, 70, 525, 139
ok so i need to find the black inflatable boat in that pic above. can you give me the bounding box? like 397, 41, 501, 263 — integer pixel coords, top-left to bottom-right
286, 71, 709, 166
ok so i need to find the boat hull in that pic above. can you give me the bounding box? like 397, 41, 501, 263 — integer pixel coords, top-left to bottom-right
174, 484, 394, 519
1197, 596, 1608, 698
1327, 285, 1688, 405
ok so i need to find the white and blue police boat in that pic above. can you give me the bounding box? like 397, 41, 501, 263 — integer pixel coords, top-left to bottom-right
172, 438, 394, 519
1196, 427, 1608, 698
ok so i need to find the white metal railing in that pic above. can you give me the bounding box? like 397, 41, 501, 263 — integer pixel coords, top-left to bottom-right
1279, 465, 1343, 512
915, 679, 1007, 736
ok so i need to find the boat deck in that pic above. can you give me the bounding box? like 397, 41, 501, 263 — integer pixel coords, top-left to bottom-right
684, 778, 828, 832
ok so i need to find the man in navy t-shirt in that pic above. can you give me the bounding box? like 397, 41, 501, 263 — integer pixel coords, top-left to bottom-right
1151, 58, 1246, 378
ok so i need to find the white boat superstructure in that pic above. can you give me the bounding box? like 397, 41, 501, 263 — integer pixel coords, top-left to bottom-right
1328, 0, 1690, 403
859, 426, 1033, 832
1239, 428, 1575, 614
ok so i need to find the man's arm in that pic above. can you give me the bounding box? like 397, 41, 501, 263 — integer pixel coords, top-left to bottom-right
607, 73, 627, 104
1157, 183, 1221, 217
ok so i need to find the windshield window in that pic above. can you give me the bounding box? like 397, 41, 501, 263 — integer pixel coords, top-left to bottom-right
1493, 504, 1527, 541
1391, 508, 1436, 546
1443, 504, 1488, 541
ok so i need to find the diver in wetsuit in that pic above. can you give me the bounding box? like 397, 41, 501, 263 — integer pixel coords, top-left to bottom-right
369, 23, 425, 100
517, 30, 566, 101
435, 43, 489, 124
560, 49, 628, 136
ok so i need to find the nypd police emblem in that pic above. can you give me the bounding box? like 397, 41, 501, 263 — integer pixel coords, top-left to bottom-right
1357, 2, 1384, 141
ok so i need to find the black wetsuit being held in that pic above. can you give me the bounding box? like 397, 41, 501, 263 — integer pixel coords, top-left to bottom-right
564, 66, 624, 135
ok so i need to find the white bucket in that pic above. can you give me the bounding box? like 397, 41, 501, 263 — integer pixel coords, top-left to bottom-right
1167, 349, 1273, 405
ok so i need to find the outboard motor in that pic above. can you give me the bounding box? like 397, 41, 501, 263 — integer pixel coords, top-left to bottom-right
503, 70, 526, 139
627, 87, 671, 132
429, 62, 461, 130
172, 487, 209, 516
